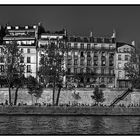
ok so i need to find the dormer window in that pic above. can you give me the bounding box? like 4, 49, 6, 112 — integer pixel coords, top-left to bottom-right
15, 26, 19, 29
7, 26, 11, 30
123, 48, 127, 52
33, 25, 36, 29
25, 26, 28, 29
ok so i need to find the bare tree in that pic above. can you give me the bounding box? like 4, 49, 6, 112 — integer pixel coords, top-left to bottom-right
38, 41, 65, 105
26, 76, 43, 104
91, 86, 105, 105
3, 41, 25, 105
124, 50, 139, 88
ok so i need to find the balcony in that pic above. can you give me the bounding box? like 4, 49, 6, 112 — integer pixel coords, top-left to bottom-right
67, 56, 72, 59
80, 56, 85, 59
101, 56, 106, 60
74, 55, 78, 59
93, 56, 98, 60
20, 43, 36, 46
87, 56, 91, 60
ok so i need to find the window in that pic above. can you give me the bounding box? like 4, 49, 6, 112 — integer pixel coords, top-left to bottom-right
27, 49, 30, 53
118, 62, 122, 69
118, 48, 122, 52
0, 47, 3, 53
101, 60, 106, 66
94, 68, 97, 74
86, 68, 91, 73
74, 59, 78, 65
67, 59, 72, 65
20, 57, 24, 63
94, 51, 98, 57
81, 43, 84, 49
80, 51, 84, 57
0, 65, 4, 72
20, 65, 24, 72
80, 68, 84, 73
109, 78, 113, 83
7, 57, 11, 64
27, 57, 31, 63
101, 68, 105, 74
123, 48, 127, 52
68, 52, 71, 56
27, 65, 31, 73
68, 43, 71, 47
126, 48, 129, 52
74, 68, 77, 73
87, 51, 90, 57
87, 44, 91, 49
74, 43, 77, 49
80, 59, 84, 66
21, 48, 23, 53
118, 55, 121, 60
109, 69, 114, 75
101, 77, 105, 83
94, 60, 98, 66
67, 68, 71, 74
109, 60, 114, 66
102, 52, 105, 57
109, 53, 114, 59
125, 55, 129, 61
74, 51, 78, 56
118, 71, 122, 79
87, 60, 91, 66
0, 56, 4, 63
93, 78, 97, 83
87, 78, 90, 83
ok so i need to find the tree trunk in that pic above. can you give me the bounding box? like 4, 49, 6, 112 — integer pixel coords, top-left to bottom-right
14, 87, 19, 105
52, 82, 55, 105
31, 94, 33, 105
56, 86, 62, 106
52, 74, 56, 105
36, 97, 38, 104
8, 87, 11, 105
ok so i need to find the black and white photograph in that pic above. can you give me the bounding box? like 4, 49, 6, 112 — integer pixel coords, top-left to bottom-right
0, 4, 140, 135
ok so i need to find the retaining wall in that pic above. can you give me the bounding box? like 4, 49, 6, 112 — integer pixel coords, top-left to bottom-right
0, 106, 140, 115
0, 88, 139, 106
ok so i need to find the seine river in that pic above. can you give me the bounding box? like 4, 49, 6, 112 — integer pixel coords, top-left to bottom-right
0, 116, 140, 135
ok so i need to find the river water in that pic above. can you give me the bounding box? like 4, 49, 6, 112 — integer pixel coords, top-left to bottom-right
0, 116, 140, 135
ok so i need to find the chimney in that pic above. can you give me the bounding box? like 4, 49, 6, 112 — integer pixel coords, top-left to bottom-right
132, 41, 135, 46
90, 32, 93, 37
64, 29, 67, 36
111, 29, 116, 38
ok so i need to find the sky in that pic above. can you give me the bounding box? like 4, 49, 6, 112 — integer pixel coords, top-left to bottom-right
0, 5, 140, 48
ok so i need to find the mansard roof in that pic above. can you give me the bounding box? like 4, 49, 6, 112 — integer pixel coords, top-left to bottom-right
5, 25, 37, 30
116, 42, 135, 48
67, 36, 115, 43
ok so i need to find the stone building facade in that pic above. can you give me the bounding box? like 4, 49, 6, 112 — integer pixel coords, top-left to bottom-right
2, 25, 38, 78
0, 24, 139, 88
115, 42, 139, 88
66, 32, 116, 88
37, 29, 67, 85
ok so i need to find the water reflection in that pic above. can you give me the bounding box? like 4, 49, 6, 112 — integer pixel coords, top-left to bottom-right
0, 116, 140, 134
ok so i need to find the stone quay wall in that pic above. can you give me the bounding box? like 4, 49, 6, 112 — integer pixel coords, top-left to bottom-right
0, 106, 140, 116
0, 88, 139, 106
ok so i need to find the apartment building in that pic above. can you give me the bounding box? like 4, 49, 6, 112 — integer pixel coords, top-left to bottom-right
66, 32, 116, 88
0, 24, 139, 89
37, 29, 67, 84
2, 25, 38, 78
115, 42, 139, 88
